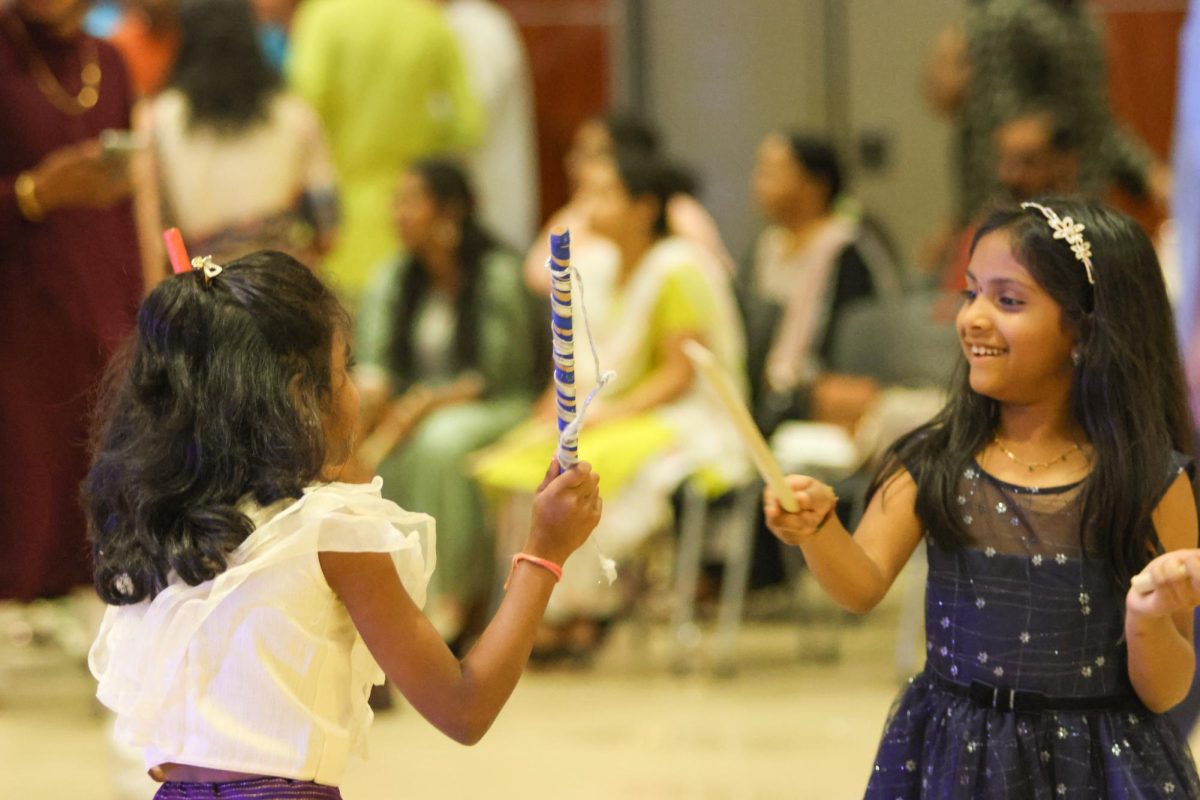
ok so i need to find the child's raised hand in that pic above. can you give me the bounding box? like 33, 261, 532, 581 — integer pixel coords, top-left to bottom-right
763, 474, 838, 547
1126, 549, 1200, 619
527, 459, 603, 565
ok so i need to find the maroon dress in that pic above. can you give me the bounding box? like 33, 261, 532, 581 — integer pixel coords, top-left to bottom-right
0, 11, 143, 601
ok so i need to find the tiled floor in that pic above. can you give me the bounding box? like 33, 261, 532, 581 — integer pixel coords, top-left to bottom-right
1, 573, 1196, 800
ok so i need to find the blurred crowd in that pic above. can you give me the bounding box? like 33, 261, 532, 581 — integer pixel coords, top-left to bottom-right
0, 0, 1190, 690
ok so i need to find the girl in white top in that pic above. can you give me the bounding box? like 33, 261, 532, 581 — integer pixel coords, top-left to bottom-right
85, 250, 601, 798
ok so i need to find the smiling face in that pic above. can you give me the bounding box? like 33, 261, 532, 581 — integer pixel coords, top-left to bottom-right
957, 230, 1077, 407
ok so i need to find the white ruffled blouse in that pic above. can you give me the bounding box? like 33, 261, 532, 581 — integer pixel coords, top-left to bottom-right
88, 478, 435, 786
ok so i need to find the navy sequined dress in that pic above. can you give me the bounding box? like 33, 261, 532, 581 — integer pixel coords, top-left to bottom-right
866, 459, 1200, 799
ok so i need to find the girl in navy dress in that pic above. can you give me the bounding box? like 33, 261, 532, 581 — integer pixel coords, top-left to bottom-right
766, 198, 1200, 798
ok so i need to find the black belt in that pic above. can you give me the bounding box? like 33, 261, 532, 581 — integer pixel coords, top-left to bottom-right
928, 670, 1135, 713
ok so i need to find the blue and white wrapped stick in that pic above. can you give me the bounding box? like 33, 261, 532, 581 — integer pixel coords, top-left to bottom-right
548, 228, 617, 584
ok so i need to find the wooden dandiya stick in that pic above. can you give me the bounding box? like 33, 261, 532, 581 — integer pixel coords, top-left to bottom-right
163, 228, 191, 274
682, 340, 800, 513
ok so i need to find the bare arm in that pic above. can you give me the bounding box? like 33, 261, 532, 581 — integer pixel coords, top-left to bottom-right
320, 461, 601, 745
1124, 473, 1199, 713
593, 332, 697, 424
765, 470, 924, 614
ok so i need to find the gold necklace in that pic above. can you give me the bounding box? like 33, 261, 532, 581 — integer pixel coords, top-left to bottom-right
992, 434, 1080, 472
2, 13, 101, 115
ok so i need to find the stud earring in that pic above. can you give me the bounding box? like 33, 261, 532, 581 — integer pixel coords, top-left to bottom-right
1070, 348, 1082, 367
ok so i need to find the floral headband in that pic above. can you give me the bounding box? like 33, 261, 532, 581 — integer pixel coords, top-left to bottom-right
1019, 201, 1095, 285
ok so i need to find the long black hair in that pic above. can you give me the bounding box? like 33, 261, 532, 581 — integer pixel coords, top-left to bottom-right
85, 252, 348, 605
869, 198, 1191, 585
169, 0, 282, 133
612, 147, 696, 237
387, 160, 498, 384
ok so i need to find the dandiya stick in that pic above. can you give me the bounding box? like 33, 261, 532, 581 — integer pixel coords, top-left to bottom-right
548, 227, 579, 468
163, 228, 191, 274
682, 340, 800, 513
547, 227, 617, 583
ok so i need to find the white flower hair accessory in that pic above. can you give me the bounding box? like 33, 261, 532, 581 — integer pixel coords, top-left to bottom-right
191, 255, 223, 287
1020, 202, 1095, 285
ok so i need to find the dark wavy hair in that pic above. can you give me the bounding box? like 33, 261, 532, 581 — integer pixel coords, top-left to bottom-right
868, 198, 1191, 585
169, 0, 281, 133
84, 251, 349, 605
387, 160, 498, 384
613, 147, 696, 237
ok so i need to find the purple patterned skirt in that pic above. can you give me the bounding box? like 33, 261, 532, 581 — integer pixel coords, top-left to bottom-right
153, 777, 343, 798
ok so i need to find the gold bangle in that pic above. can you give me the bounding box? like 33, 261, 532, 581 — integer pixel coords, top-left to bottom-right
14, 171, 44, 222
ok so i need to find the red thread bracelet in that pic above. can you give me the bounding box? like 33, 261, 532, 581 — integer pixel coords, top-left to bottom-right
505, 553, 563, 588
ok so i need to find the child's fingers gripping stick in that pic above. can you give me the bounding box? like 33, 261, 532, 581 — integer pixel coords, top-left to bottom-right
1128, 550, 1200, 619
1131, 571, 1158, 595
536, 458, 563, 493
529, 462, 602, 563
763, 475, 839, 547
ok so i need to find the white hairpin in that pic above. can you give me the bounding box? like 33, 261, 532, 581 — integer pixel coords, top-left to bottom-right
1019, 202, 1095, 285
191, 255, 223, 286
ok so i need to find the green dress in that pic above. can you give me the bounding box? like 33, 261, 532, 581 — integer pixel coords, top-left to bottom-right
288, 0, 484, 297
355, 248, 535, 606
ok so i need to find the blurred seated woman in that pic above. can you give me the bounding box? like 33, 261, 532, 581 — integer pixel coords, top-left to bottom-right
522, 114, 736, 296
747, 132, 900, 434
137, 0, 337, 269
349, 159, 537, 646
476, 148, 748, 659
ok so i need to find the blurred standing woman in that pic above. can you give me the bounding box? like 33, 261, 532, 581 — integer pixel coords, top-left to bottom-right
926, 0, 1169, 223
351, 160, 537, 646
138, 0, 337, 268
0, 0, 144, 602
288, 0, 483, 300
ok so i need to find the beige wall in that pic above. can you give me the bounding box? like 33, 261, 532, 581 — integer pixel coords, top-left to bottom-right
619, 0, 963, 271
